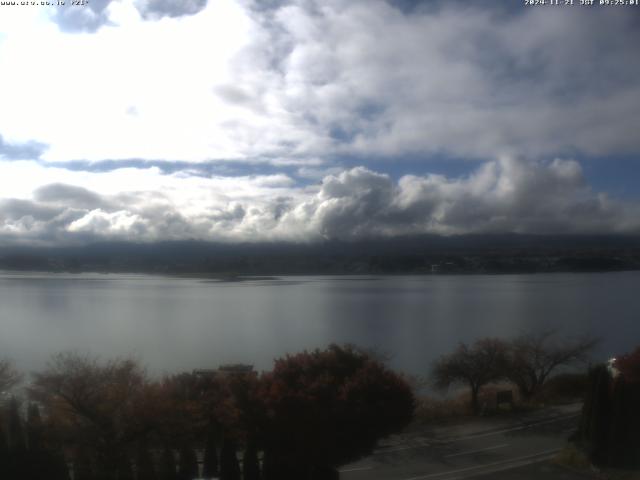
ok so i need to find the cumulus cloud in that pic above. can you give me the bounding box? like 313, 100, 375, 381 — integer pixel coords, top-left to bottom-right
224, 0, 640, 159
49, 0, 115, 33
300, 158, 637, 239
135, 0, 208, 20
48, 0, 209, 32
68, 209, 147, 237
0, 158, 638, 246
1, 1, 638, 247
34, 183, 110, 210
3, 0, 638, 163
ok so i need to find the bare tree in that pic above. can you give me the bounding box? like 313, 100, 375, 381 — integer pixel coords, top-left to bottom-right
505, 331, 597, 400
29, 352, 159, 479
0, 359, 22, 396
431, 338, 509, 414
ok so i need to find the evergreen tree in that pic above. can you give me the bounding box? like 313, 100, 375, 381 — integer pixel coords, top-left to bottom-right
242, 441, 260, 480
259, 450, 298, 480
136, 442, 157, 480
7, 397, 27, 479
116, 454, 134, 480
157, 447, 177, 480
7, 397, 26, 452
26, 403, 47, 480
177, 445, 198, 480
576, 359, 640, 468
26, 403, 43, 451
219, 437, 240, 480
260, 449, 275, 480
74, 447, 95, 480
202, 429, 218, 479
0, 422, 9, 480
47, 450, 71, 480
25, 403, 70, 480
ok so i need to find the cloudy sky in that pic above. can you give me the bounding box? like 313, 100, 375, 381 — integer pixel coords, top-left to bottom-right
0, 0, 639, 245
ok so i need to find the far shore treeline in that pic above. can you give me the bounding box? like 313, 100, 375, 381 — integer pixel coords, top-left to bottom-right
1, 234, 640, 275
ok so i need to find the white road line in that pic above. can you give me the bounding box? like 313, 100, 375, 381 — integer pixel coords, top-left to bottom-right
401, 448, 560, 480
444, 451, 561, 480
444, 443, 508, 458
443, 413, 580, 443
373, 413, 578, 456
378, 440, 431, 453
338, 466, 373, 473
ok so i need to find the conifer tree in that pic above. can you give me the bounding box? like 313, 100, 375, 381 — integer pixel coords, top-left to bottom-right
26, 403, 43, 451
0, 423, 9, 480
116, 454, 134, 480
26, 403, 46, 480
158, 447, 177, 480
202, 429, 219, 479
48, 450, 71, 480
7, 397, 26, 453
136, 442, 157, 480
7, 397, 27, 479
74, 447, 95, 480
242, 441, 260, 480
219, 437, 240, 480
177, 445, 198, 480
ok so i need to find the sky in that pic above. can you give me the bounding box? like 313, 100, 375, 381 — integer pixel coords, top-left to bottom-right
0, 0, 639, 245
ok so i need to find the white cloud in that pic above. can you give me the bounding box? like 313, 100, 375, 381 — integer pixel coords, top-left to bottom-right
0, 0, 254, 162
0, 1, 638, 245
68, 209, 146, 236
0, 157, 638, 245
1, 1, 638, 164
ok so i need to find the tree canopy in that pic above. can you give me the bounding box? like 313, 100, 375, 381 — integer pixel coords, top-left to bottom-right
0, 359, 21, 396
432, 338, 509, 413
28, 353, 158, 478
261, 344, 415, 477
505, 331, 597, 399
614, 346, 640, 384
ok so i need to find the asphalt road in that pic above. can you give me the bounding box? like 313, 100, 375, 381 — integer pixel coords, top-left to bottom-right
339, 404, 593, 480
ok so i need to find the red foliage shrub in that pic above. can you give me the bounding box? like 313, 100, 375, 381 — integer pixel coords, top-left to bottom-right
261, 344, 415, 469
615, 346, 640, 384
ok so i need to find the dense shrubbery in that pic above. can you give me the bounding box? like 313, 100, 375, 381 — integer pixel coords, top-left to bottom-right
261, 345, 415, 479
574, 347, 640, 469
0, 345, 415, 480
0, 400, 69, 480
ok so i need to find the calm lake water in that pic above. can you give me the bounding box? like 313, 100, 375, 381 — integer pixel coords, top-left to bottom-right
1, 271, 638, 378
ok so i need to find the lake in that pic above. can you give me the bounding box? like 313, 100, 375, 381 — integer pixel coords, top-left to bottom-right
1, 271, 638, 379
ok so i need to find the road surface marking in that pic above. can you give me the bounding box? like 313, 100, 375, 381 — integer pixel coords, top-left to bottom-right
444, 443, 508, 458
373, 413, 578, 456
401, 448, 560, 480
338, 466, 373, 473
377, 440, 431, 453
443, 413, 580, 443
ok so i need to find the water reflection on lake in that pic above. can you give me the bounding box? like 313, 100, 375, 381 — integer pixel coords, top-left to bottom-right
0, 271, 638, 377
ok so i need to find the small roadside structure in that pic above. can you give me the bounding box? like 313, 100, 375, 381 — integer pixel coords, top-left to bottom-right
496, 389, 514, 410
193, 364, 254, 378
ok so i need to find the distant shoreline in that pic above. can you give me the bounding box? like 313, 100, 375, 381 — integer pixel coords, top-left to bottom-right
0, 235, 638, 277
0, 266, 639, 280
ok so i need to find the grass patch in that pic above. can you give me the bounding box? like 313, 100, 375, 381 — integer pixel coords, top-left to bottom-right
553, 444, 591, 470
